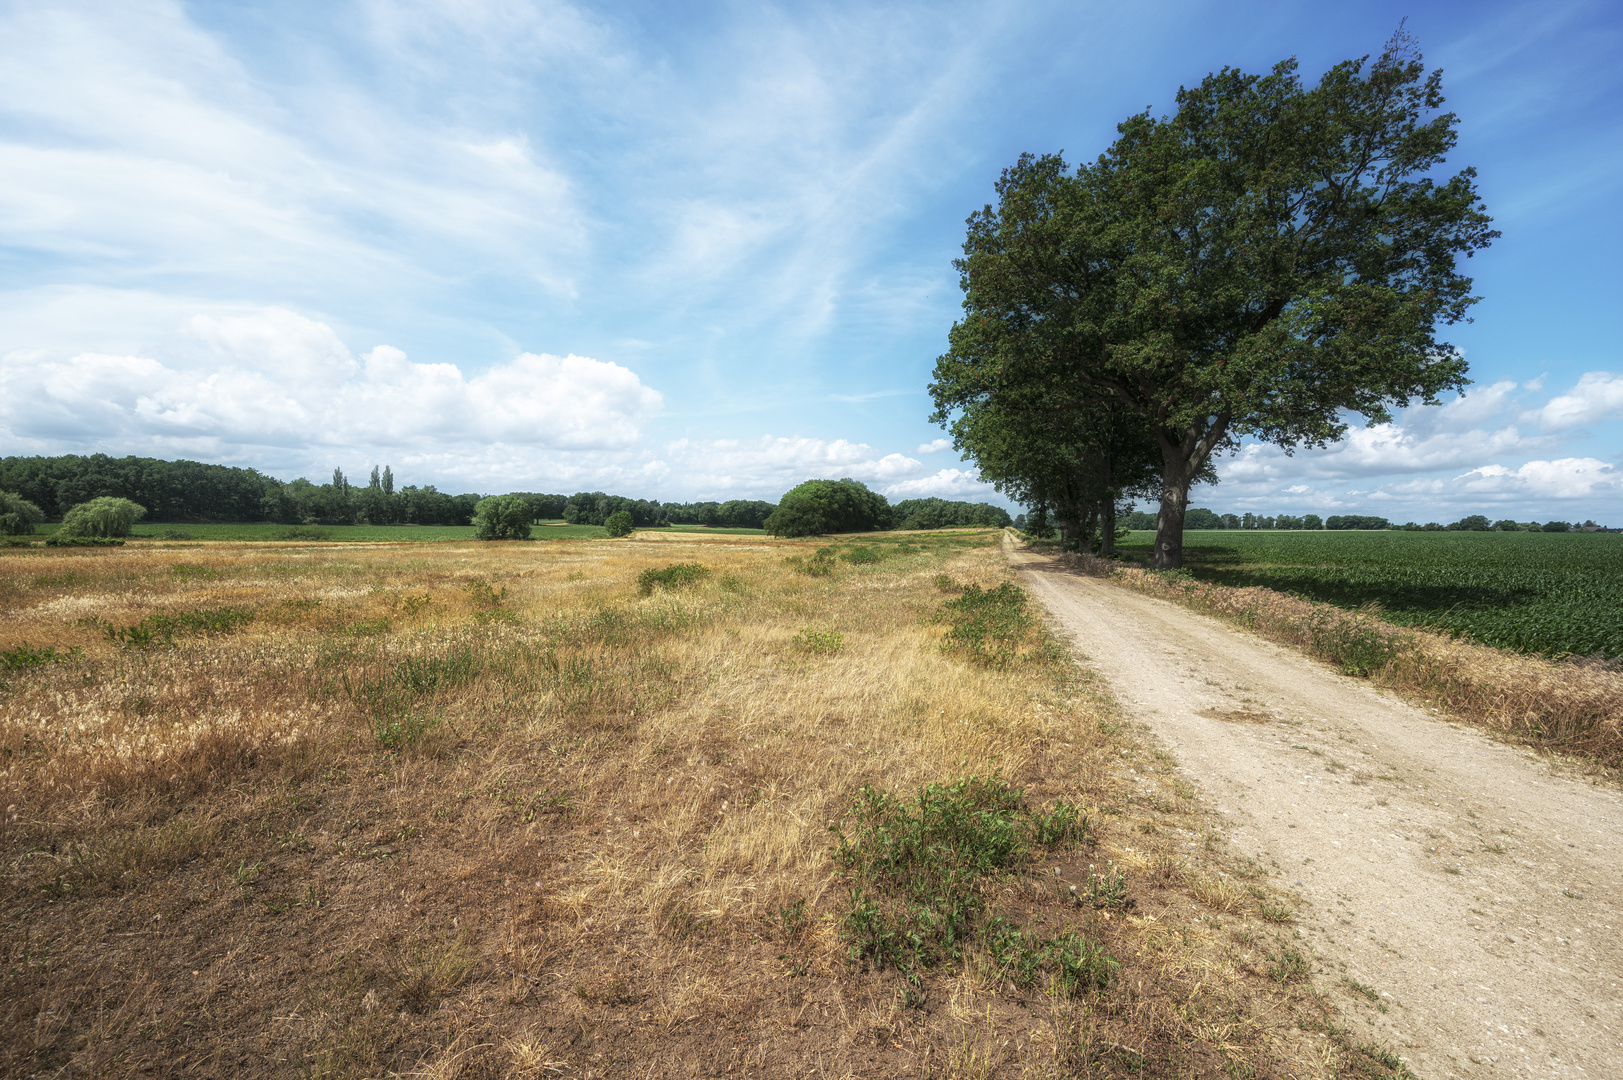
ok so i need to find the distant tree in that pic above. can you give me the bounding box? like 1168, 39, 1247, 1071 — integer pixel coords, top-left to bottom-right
1447, 514, 1491, 531
604, 510, 635, 537
1542, 521, 1572, 533
60, 496, 145, 537
1492, 519, 1521, 531
1326, 515, 1391, 530
1184, 508, 1222, 529
765, 479, 890, 537
0, 490, 45, 534
1301, 514, 1323, 530
473, 496, 532, 540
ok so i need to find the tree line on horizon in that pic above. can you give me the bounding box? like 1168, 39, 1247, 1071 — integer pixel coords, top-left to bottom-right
0, 454, 1012, 537
1105, 509, 1606, 533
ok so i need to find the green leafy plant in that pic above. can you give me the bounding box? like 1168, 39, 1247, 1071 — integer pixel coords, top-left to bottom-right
636, 563, 710, 595
798, 629, 844, 654
2, 645, 81, 671
604, 509, 635, 537
939, 582, 1035, 666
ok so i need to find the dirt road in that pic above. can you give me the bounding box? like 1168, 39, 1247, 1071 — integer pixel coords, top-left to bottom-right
1007, 543, 1622, 1079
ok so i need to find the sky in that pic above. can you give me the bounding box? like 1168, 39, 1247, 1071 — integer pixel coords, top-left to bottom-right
0, 0, 1619, 522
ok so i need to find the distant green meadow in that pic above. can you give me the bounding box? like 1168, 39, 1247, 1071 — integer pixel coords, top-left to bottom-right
1117, 529, 1623, 659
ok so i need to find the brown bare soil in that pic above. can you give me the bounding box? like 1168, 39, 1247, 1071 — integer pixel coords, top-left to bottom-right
3, 533, 1392, 1078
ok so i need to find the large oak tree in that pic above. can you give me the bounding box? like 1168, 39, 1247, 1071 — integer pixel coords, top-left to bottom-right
931, 32, 1496, 567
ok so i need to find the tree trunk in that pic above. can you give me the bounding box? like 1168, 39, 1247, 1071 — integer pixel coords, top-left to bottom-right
1154, 460, 1190, 569
1100, 498, 1116, 556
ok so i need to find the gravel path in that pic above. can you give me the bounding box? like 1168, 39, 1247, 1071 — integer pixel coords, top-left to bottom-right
1008, 543, 1622, 1079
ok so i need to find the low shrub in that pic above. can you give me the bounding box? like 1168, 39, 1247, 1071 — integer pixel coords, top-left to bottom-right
832, 775, 1107, 986
44, 536, 124, 548
939, 582, 1037, 667
275, 526, 333, 541
2, 645, 81, 671
604, 510, 635, 537
636, 563, 710, 596
103, 607, 254, 648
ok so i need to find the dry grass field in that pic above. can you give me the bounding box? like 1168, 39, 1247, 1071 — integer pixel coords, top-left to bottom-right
0, 533, 1400, 1078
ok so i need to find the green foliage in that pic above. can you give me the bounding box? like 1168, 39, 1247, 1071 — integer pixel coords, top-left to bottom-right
932, 33, 1495, 569
832, 776, 1110, 988
764, 478, 890, 537
636, 563, 710, 596
784, 548, 837, 576
797, 629, 844, 654
2, 645, 81, 671
939, 582, 1035, 666
43, 535, 124, 547
1116, 529, 1623, 658
473, 495, 533, 540
892, 498, 1012, 531
102, 606, 254, 648
839, 544, 883, 564
60, 496, 146, 538
604, 510, 635, 537
0, 490, 45, 535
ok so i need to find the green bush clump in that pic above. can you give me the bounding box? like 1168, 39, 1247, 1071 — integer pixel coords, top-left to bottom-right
636, 563, 710, 596
832, 776, 1104, 987
44, 536, 125, 548
473, 495, 533, 540
839, 545, 883, 564
939, 582, 1036, 666
764, 478, 890, 537
604, 510, 635, 537
1, 490, 45, 535
2, 645, 81, 671
103, 607, 254, 648
60, 497, 145, 538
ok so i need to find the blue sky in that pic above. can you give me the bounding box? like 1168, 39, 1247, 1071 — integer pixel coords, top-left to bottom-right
1, 0, 1619, 522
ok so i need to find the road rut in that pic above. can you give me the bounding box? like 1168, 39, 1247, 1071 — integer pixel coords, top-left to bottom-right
1008, 543, 1622, 1078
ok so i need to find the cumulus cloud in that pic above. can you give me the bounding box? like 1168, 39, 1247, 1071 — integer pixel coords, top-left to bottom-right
0, 308, 661, 463
656, 435, 1007, 503
1389, 458, 1623, 502
881, 468, 992, 500
1522, 371, 1623, 431
916, 437, 953, 453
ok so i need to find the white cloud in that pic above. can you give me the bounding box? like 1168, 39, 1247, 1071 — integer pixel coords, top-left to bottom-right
1522, 371, 1623, 431
881, 468, 992, 500
0, 308, 661, 463
1392, 458, 1623, 501
916, 437, 952, 453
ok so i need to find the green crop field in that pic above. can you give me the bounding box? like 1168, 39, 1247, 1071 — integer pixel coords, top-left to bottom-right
1116, 529, 1623, 659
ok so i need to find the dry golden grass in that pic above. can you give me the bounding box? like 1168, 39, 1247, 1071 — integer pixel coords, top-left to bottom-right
0, 533, 1387, 1078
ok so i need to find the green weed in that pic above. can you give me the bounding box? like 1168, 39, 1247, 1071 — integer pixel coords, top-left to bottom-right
636, 563, 710, 595
939, 582, 1034, 667
798, 628, 844, 654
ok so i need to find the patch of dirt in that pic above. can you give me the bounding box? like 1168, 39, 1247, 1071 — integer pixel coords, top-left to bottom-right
1009, 539, 1623, 1080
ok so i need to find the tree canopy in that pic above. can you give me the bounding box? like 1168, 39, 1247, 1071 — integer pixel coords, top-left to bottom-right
929, 30, 1495, 567
60, 497, 146, 538
473, 496, 533, 540
764, 479, 891, 537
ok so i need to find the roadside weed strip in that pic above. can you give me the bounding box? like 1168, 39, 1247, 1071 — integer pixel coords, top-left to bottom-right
1, 532, 1403, 1078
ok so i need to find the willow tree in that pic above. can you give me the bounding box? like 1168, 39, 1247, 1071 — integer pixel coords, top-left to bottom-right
931, 30, 1496, 568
